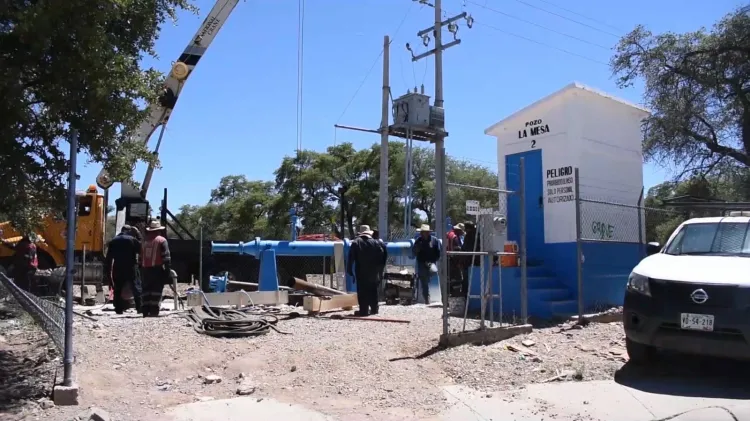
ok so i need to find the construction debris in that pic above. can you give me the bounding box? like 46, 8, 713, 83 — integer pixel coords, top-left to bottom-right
185, 290, 289, 308
569, 306, 623, 324
303, 293, 358, 314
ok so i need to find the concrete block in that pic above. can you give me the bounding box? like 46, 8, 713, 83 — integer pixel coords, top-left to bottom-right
439, 324, 533, 347
53, 382, 79, 406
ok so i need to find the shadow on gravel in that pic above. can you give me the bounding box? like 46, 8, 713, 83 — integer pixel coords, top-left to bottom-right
615, 353, 750, 400
389, 344, 447, 362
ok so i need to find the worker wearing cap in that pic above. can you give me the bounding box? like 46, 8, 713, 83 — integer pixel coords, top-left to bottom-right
347, 225, 387, 316
104, 225, 143, 314
140, 220, 172, 317
412, 224, 441, 304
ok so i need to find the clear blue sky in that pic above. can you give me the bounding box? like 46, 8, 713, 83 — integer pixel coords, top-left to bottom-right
73, 0, 745, 209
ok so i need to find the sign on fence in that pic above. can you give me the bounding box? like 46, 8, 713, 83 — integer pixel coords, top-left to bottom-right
465, 200, 480, 216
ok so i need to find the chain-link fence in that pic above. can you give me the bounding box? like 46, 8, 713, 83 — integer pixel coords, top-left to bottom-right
0, 272, 64, 352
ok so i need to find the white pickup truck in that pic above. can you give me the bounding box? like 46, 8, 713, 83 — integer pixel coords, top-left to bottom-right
623, 213, 750, 364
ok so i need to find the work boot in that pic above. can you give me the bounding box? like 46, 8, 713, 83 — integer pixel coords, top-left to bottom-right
353, 310, 368, 317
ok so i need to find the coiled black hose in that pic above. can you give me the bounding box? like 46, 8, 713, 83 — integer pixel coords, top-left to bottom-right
186, 305, 291, 337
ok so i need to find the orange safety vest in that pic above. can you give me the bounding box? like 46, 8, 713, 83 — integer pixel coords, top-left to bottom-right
141, 236, 167, 268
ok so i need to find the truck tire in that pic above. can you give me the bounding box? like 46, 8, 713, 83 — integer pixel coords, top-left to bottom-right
625, 337, 656, 365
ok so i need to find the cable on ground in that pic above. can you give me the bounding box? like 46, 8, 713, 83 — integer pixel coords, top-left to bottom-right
185, 304, 291, 338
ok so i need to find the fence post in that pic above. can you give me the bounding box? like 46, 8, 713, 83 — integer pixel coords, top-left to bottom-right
574, 167, 584, 320
63, 130, 78, 387
198, 217, 203, 288
519, 157, 528, 324
636, 187, 644, 258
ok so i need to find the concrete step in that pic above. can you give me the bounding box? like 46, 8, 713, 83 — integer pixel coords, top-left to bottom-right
528, 288, 571, 302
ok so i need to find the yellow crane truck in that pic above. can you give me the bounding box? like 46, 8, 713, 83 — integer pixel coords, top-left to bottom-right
0, 185, 107, 292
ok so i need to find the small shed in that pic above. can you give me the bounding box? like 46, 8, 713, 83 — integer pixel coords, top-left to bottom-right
477, 82, 650, 316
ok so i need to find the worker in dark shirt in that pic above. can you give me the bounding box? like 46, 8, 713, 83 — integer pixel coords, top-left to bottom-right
461, 221, 480, 298
412, 224, 441, 304
104, 225, 143, 314
0, 233, 38, 293
347, 225, 387, 316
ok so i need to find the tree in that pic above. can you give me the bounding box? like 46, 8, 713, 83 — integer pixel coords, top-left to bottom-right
171, 176, 278, 241
643, 171, 750, 244
611, 7, 750, 178
175, 141, 500, 242
1, 0, 196, 231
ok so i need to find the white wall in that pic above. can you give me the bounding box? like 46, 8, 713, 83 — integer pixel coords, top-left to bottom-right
574, 93, 647, 243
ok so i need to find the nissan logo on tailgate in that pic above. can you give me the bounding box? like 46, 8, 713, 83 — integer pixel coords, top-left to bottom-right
691, 289, 709, 304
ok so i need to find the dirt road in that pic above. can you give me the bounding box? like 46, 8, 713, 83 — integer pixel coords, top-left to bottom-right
2, 299, 629, 421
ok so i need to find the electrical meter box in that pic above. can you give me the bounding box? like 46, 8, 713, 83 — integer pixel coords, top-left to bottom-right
478, 210, 508, 253
392, 92, 431, 128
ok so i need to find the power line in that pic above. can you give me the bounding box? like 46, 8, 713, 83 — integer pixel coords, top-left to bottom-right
296, 0, 305, 153
504, 0, 622, 38
335, 2, 415, 124
467, 0, 612, 50
534, 0, 625, 34
474, 20, 610, 65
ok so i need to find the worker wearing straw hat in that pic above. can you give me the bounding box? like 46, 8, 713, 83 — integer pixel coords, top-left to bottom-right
140, 219, 172, 317
347, 225, 387, 316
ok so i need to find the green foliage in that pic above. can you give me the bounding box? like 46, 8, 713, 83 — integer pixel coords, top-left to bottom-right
172, 141, 499, 241
643, 171, 750, 244
0, 0, 196, 232
611, 7, 750, 178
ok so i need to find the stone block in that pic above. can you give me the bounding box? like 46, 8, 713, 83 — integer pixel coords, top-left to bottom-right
53, 382, 79, 406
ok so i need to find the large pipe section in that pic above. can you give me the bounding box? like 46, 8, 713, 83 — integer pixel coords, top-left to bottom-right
211, 237, 416, 258
286, 277, 345, 296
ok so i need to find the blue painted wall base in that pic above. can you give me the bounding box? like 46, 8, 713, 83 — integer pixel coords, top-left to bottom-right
258, 248, 280, 291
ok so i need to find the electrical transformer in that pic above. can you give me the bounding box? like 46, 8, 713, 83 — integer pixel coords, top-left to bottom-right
392, 92, 431, 128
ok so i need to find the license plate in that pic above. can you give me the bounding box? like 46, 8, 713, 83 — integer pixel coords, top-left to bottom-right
680, 313, 715, 331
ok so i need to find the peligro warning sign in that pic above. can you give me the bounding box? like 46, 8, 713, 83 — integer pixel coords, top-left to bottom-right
546, 166, 574, 204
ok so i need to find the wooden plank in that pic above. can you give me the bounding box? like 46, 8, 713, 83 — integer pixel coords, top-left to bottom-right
186, 291, 289, 308
303, 293, 358, 314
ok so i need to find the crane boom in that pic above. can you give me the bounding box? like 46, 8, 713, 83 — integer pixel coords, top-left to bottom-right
96, 0, 241, 200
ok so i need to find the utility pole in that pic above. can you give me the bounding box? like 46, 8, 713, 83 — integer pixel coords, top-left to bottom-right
379, 36, 390, 239
407, 0, 472, 335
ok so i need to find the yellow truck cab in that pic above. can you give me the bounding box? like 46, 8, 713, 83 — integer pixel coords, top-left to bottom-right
0, 185, 107, 272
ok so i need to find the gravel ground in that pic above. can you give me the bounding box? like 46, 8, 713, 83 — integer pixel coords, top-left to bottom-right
0, 300, 60, 419
4, 289, 628, 421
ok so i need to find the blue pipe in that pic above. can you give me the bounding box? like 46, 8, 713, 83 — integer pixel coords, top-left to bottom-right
212, 237, 415, 259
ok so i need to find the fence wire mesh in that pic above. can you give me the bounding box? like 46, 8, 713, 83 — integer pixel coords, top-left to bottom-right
578, 197, 729, 246
0, 272, 64, 352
